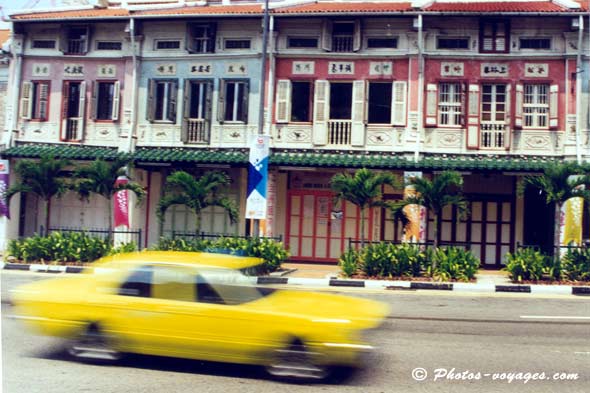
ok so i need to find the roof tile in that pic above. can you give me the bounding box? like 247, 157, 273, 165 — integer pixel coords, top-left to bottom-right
134, 4, 263, 16
425, 1, 568, 13
273, 2, 413, 14
11, 8, 130, 20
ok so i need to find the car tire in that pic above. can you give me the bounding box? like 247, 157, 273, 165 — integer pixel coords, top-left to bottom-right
66, 323, 122, 363
265, 339, 330, 382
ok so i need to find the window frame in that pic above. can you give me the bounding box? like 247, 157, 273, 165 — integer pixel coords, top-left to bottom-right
367, 81, 393, 125
96, 41, 123, 51
479, 19, 510, 54
154, 39, 182, 51
366, 37, 398, 49
31, 39, 56, 49
437, 81, 464, 127
522, 83, 549, 129
286, 36, 319, 49
290, 80, 313, 123
221, 79, 249, 123
519, 37, 552, 51
27, 80, 51, 122
187, 22, 216, 54
223, 38, 252, 50
148, 79, 178, 123
92, 80, 120, 123
61, 25, 90, 55
436, 37, 470, 50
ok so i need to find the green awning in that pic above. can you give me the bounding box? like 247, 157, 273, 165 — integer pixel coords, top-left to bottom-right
134, 147, 248, 164
1, 144, 122, 160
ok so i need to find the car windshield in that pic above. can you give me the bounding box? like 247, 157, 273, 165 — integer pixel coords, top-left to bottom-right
198, 267, 275, 305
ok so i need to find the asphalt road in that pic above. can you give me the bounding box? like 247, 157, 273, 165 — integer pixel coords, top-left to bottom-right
1, 271, 589, 393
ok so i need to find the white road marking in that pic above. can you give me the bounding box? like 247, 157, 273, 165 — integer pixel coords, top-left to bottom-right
520, 315, 590, 320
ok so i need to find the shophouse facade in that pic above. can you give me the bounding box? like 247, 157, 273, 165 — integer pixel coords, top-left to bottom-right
1, 0, 589, 266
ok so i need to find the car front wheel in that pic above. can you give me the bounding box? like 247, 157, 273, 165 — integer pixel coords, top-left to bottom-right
66, 323, 122, 362
265, 339, 330, 381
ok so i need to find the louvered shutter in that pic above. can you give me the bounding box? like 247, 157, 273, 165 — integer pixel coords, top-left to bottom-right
241, 81, 249, 123
20, 82, 33, 120
204, 81, 213, 141
321, 20, 333, 51
549, 84, 558, 129
514, 83, 523, 128
351, 80, 365, 146
466, 84, 480, 149
504, 83, 511, 150
146, 79, 155, 122
217, 79, 226, 123
82, 26, 91, 54
61, 82, 69, 140
275, 79, 291, 123
313, 80, 329, 145
186, 22, 195, 53
90, 81, 98, 120
168, 80, 178, 123
59, 26, 67, 53
353, 20, 362, 52
207, 23, 217, 53
392, 81, 407, 126
460, 83, 467, 126
111, 81, 120, 121
38, 83, 49, 120
181, 80, 190, 142
78, 81, 86, 140
425, 83, 438, 127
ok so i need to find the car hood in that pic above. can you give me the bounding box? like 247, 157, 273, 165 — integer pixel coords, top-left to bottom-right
250, 290, 390, 330
11, 274, 93, 307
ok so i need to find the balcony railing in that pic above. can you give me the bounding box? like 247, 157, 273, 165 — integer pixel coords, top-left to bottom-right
328, 120, 352, 146
332, 35, 353, 52
480, 122, 507, 149
67, 39, 86, 54
186, 118, 209, 144
62, 118, 82, 141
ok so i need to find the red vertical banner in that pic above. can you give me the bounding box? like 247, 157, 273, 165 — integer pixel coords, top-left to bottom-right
113, 176, 129, 228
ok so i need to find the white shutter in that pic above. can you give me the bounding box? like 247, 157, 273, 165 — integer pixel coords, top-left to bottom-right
275, 79, 291, 123
312, 80, 329, 145
549, 84, 558, 129
504, 83, 511, 150
90, 81, 98, 120
392, 81, 407, 126
351, 80, 365, 146
111, 81, 120, 121
169, 81, 178, 123
514, 83, 523, 128
466, 84, 480, 149
321, 19, 333, 51
147, 79, 156, 122
78, 81, 86, 139
353, 19, 361, 52
425, 83, 438, 127
20, 81, 33, 120
60, 82, 69, 140
217, 79, 226, 123
182, 79, 190, 142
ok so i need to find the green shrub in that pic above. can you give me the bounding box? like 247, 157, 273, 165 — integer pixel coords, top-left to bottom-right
562, 248, 590, 281
505, 248, 547, 282
110, 242, 137, 256
351, 243, 427, 278
339, 248, 359, 277
427, 247, 479, 282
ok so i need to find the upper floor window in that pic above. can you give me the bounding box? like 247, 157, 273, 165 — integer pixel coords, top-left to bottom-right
91, 81, 120, 121
438, 83, 463, 126
480, 20, 509, 53
147, 79, 178, 123
287, 37, 318, 49
60, 25, 90, 55
155, 40, 181, 50
275, 80, 312, 123
523, 84, 548, 128
368, 82, 392, 124
32, 40, 56, 49
61, 80, 87, 141
437, 37, 469, 50
322, 20, 361, 52
20, 81, 50, 121
224, 39, 251, 50
182, 80, 213, 144
187, 23, 216, 53
96, 41, 122, 51
519, 38, 551, 50
367, 37, 398, 49
219, 80, 249, 123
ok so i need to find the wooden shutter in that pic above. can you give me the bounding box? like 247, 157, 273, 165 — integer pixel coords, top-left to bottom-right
504, 83, 511, 150
217, 79, 226, 123
168, 80, 178, 123
204, 80, 213, 141
549, 84, 558, 129
186, 22, 195, 53
466, 84, 480, 149
20, 81, 33, 120
111, 81, 120, 121
392, 81, 407, 126
353, 19, 362, 52
460, 83, 467, 126
514, 83, 523, 128
275, 79, 291, 123
207, 22, 217, 53
425, 83, 438, 127
351, 80, 365, 146
38, 82, 49, 121
312, 80, 329, 145
82, 26, 91, 54
181, 79, 190, 142
241, 80, 249, 123
59, 26, 67, 53
78, 81, 86, 139
90, 81, 98, 120
146, 79, 155, 122
61, 82, 69, 140
321, 19, 333, 51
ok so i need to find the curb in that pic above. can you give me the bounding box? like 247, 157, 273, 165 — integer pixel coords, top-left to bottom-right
2, 263, 589, 296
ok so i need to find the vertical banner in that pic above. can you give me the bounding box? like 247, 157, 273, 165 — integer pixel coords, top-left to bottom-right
402, 171, 427, 243
113, 175, 129, 228
562, 197, 583, 247
264, 170, 276, 237
0, 160, 9, 218
246, 135, 269, 220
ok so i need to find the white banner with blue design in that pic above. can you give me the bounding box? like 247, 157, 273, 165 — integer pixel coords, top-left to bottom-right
245, 135, 269, 219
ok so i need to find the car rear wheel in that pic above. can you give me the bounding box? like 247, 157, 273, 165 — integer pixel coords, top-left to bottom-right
67, 324, 122, 362
265, 340, 330, 381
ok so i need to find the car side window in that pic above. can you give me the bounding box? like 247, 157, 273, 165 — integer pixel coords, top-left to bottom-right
195, 274, 225, 304
152, 265, 196, 302
119, 265, 153, 297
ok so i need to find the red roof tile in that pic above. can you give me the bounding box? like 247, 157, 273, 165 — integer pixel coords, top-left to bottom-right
425, 1, 568, 13
12, 8, 130, 20
274, 2, 413, 14
134, 4, 263, 16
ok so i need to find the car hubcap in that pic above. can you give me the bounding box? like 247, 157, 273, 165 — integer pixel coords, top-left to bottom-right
68, 330, 121, 361
267, 346, 328, 380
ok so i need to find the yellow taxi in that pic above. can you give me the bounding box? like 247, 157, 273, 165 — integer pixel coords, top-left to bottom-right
11, 251, 389, 380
